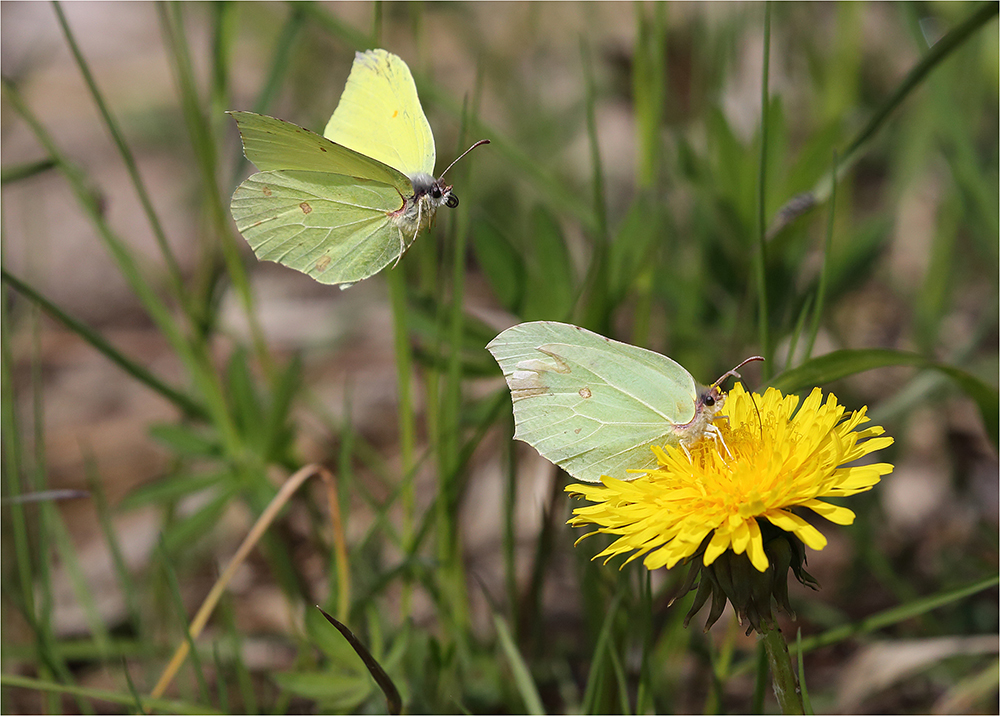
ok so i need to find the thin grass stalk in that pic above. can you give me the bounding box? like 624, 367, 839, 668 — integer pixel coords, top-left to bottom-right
52, 1, 191, 320
784, 293, 813, 373
493, 613, 546, 715
324, 470, 351, 623
795, 629, 814, 715
82, 450, 144, 637
754, 2, 772, 375
46, 508, 114, 658
158, 540, 212, 705
0, 261, 37, 644
501, 416, 518, 630
156, 1, 272, 376
0, 80, 239, 450
27, 310, 96, 714
581, 38, 608, 243
0, 79, 188, 365
208, 2, 236, 123
148, 464, 339, 703
386, 269, 417, 573
633, 2, 666, 189
29, 310, 66, 715
0, 674, 221, 716
2, 269, 207, 420
219, 597, 258, 714
770, 0, 999, 234
804, 150, 837, 361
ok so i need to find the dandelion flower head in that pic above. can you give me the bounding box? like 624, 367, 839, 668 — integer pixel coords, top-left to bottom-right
567, 383, 894, 574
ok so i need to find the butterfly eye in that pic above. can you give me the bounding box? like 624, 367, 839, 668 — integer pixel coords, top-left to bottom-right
704, 394, 716, 407
430, 185, 442, 199
445, 193, 459, 208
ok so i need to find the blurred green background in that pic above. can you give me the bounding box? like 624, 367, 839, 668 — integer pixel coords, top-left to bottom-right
2, 2, 997, 713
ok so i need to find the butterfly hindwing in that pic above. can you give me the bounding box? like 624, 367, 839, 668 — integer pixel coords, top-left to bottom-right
487, 321, 701, 483
324, 49, 436, 179
231, 170, 406, 286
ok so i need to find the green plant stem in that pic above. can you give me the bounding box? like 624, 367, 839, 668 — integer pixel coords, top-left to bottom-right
760, 621, 803, 715
52, 1, 190, 319
2, 269, 207, 420
804, 150, 837, 361
386, 268, 417, 611
755, 2, 773, 375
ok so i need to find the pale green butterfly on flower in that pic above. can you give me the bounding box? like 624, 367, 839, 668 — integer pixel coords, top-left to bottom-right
229, 49, 488, 288
487, 321, 763, 483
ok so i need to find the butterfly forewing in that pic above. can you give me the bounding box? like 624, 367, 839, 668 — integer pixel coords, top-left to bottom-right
231, 170, 405, 286
230, 111, 411, 195
487, 322, 702, 483
323, 49, 436, 179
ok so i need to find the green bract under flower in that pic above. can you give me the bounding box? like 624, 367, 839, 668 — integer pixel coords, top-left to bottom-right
567, 384, 894, 574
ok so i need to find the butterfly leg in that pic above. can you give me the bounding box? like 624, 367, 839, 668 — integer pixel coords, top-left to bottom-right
391, 228, 406, 269
706, 424, 734, 460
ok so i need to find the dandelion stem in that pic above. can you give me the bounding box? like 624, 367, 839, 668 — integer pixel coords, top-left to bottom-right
760, 621, 804, 715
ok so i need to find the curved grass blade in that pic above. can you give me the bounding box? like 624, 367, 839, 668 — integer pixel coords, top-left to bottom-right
493, 612, 546, 715
2, 269, 208, 421
769, 348, 998, 447
1, 158, 56, 184
0, 673, 221, 715
314, 607, 402, 715
768, 1, 999, 237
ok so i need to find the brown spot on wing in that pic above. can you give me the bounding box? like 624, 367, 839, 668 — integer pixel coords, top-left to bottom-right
262, 186, 272, 197
579, 387, 592, 399
315, 256, 331, 271
300, 202, 312, 214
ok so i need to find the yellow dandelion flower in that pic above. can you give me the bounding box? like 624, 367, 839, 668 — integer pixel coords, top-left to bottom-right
567, 384, 894, 574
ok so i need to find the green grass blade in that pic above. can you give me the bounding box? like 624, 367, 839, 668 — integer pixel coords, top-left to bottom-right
0, 673, 222, 715
83, 452, 143, 634
157, 1, 271, 375
796, 629, 814, 715
158, 542, 212, 706
46, 504, 113, 657
755, 1, 773, 374
792, 575, 1000, 657
803, 150, 837, 361
0, 78, 191, 361
581, 38, 607, 242
768, 348, 998, 446
770, 1, 999, 234
1, 158, 56, 184
493, 612, 545, 715
1, 269, 207, 420
52, 1, 189, 316
581, 592, 622, 714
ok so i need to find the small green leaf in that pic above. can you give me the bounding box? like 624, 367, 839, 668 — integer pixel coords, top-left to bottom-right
118, 472, 226, 511
148, 423, 222, 458
160, 487, 235, 553
271, 670, 371, 703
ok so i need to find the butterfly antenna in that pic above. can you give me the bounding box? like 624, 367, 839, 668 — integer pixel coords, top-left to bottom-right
438, 139, 490, 179
710, 355, 765, 390
750, 391, 764, 439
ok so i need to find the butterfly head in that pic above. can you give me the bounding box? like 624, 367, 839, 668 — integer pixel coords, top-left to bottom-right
411, 174, 458, 210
